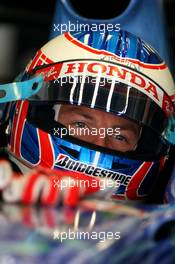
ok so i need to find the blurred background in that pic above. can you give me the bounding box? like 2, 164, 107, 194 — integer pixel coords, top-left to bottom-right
0, 0, 174, 83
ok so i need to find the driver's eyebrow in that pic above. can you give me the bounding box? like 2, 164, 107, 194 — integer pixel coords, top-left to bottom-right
60, 106, 94, 120
115, 124, 140, 136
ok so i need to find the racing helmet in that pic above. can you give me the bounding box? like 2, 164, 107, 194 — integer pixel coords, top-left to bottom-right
6, 30, 175, 201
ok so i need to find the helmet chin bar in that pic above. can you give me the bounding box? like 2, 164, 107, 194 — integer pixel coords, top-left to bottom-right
7, 114, 164, 201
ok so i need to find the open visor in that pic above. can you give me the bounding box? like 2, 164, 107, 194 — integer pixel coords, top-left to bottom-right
26, 59, 175, 144
0, 75, 44, 123
0, 75, 43, 103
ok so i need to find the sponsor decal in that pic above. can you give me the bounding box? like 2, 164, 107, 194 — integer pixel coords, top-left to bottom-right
60, 60, 163, 106
26, 53, 174, 116
35, 59, 169, 110
55, 154, 131, 187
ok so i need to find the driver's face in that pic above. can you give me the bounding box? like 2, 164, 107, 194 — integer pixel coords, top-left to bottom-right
58, 105, 141, 152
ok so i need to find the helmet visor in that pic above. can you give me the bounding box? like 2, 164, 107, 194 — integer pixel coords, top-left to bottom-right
25, 59, 174, 141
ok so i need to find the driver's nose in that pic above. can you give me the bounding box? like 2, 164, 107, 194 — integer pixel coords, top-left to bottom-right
89, 134, 108, 148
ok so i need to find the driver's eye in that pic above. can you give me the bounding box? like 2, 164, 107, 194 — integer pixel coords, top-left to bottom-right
72, 122, 87, 129
113, 134, 127, 143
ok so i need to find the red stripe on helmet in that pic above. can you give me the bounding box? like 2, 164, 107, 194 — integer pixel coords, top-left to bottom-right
126, 161, 153, 200
37, 129, 55, 168
15, 101, 29, 157
10, 101, 29, 157
10, 101, 22, 152
27, 50, 53, 72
